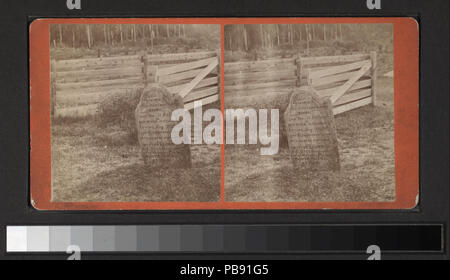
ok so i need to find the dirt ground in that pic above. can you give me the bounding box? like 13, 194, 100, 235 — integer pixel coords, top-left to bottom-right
225, 77, 395, 202
51, 122, 220, 202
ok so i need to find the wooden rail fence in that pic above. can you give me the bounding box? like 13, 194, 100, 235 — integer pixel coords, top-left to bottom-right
302, 52, 377, 115
224, 52, 377, 115
52, 51, 219, 118
224, 57, 297, 109
51, 51, 376, 118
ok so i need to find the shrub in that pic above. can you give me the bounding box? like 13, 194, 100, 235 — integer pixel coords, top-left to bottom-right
96, 87, 144, 142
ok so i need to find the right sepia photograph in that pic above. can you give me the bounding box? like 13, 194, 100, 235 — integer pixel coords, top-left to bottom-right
224, 23, 396, 203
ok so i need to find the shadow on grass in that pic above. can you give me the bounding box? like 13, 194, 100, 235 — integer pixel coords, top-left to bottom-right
58, 163, 220, 202
226, 157, 393, 202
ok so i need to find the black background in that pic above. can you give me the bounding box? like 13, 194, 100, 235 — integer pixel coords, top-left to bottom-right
0, 0, 448, 260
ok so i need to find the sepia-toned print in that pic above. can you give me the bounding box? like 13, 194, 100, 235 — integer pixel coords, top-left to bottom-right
50, 24, 221, 202
224, 24, 396, 202
30, 19, 418, 209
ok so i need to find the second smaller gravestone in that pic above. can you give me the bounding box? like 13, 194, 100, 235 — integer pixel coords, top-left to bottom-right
135, 84, 191, 169
284, 86, 340, 172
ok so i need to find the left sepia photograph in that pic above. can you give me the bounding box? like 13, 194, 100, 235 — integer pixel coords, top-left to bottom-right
48, 23, 221, 203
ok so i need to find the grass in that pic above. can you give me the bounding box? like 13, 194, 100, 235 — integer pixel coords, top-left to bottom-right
51, 122, 220, 202
51, 77, 394, 203
224, 77, 395, 202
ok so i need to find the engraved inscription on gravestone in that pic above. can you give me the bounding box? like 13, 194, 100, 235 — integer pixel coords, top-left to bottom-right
135, 84, 191, 169
284, 86, 340, 172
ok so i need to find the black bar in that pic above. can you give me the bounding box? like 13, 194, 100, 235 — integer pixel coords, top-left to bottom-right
218, 225, 444, 253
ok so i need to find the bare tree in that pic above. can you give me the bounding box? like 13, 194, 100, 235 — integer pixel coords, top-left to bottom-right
59, 24, 63, 47
103, 25, 108, 44
119, 24, 123, 44
86, 25, 91, 48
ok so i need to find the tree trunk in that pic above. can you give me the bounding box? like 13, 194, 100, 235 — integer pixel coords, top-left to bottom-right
276, 24, 280, 46
259, 24, 264, 49
58, 24, 63, 47
298, 25, 302, 43
306, 24, 310, 55
86, 25, 91, 48
166, 24, 170, 37
312, 24, 315, 40
72, 29, 75, 48
323, 24, 327, 41
243, 25, 248, 51
120, 24, 123, 44
110, 30, 114, 45
103, 25, 108, 44
335, 24, 338, 40
287, 25, 290, 44
290, 24, 294, 45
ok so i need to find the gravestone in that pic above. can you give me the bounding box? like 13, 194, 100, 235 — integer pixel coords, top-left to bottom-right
135, 84, 191, 169
284, 86, 340, 172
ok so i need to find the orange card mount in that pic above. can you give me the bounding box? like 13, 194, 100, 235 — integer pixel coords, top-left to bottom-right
30, 18, 419, 210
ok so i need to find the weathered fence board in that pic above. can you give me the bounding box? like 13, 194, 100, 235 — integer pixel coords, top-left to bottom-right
302, 54, 371, 66
167, 76, 218, 95
55, 77, 142, 91
332, 97, 372, 115
225, 70, 296, 86
225, 58, 296, 73
316, 79, 371, 98
55, 66, 142, 83
308, 59, 371, 80
309, 70, 365, 88
53, 51, 375, 119
184, 86, 219, 103
329, 62, 371, 104
178, 59, 219, 98
333, 88, 372, 107
52, 51, 221, 118
305, 53, 376, 115
55, 56, 141, 71
224, 56, 297, 109
184, 94, 219, 111
147, 51, 216, 64
226, 87, 294, 100
225, 90, 292, 109
56, 87, 141, 106
157, 57, 217, 76
154, 52, 220, 108
225, 79, 296, 92
55, 104, 98, 118
223, 53, 375, 116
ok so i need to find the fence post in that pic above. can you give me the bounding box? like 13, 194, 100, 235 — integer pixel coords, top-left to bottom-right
147, 65, 159, 84
142, 53, 148, 87
50, 60, 56, 119
296, 55, 303, 87
370, 51, 377, 106
305, 68, 312, 86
